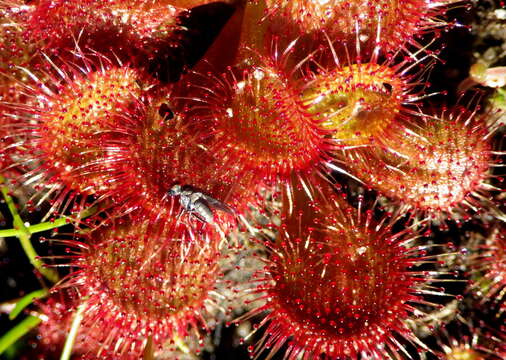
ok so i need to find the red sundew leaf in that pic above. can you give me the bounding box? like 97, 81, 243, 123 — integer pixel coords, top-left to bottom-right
261, 0, 458, 56
241, 180, 451, 360
339, 106, 503, 222
183, 55, 334, 193
301, 61, 420, 147
2, 52, 161, 219
25, 0, 184, 58
44, 219, 227, 359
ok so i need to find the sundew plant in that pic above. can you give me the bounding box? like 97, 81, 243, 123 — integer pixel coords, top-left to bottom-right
0, 1, 505, 359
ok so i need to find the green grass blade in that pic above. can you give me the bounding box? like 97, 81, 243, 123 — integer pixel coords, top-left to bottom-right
0, 228, 21, 238
59, 301, 86, 360
0, 316, 41, 355
0, 205, 98, 239
0, 176, 59, 283
27, 205, 98, 234
9, 289, 49, 321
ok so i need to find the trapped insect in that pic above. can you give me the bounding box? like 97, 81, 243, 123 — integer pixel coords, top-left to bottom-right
168, 184, 235, 224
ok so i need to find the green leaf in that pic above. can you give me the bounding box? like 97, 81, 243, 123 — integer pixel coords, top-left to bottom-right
27, 205, 98, 234
0, 205, 99, 239
60, 301, 86, 360
0, 176, 60, 283
0, 316, 41, 355
9, 289, 49, 321
0, 228, 21, 238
